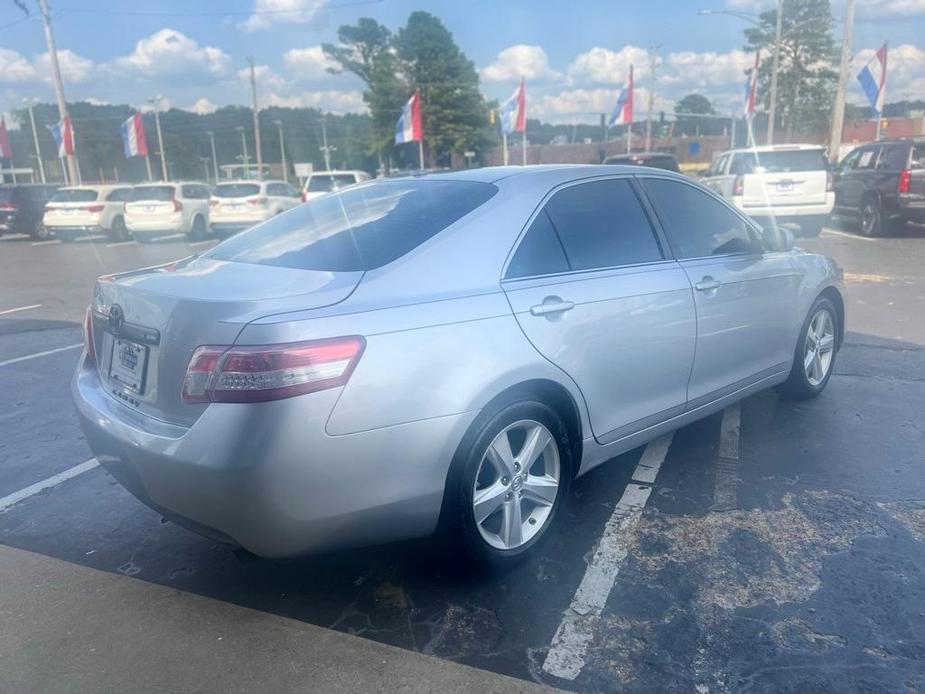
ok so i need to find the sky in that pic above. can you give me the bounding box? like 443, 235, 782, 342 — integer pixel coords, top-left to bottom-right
1, 0, 924, 127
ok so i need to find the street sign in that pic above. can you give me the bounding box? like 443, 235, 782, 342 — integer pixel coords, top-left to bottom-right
294, 162, 314, 178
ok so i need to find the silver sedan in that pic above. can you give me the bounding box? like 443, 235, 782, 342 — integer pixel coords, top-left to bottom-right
72, 166, 844, 565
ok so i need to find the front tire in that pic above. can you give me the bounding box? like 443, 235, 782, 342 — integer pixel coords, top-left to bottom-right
109, 216, 128, 242
454, 400, 572, 567
777, 297, 838, 400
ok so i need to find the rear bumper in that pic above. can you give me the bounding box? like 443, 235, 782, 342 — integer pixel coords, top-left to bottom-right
71, 354, 471, 557
734, 193, 834, 218
46, 225, 105, 238
209, 219, 263, 233
126, 216, 186, 233
898, 198, 925, 223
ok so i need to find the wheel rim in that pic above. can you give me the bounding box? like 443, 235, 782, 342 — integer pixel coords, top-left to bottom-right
472, 419, 560, 551
861, 202, 877, 235
803, 309, 835, 387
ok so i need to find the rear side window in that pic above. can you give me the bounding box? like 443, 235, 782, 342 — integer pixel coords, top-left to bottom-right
131, 186, 175, 202
207, 180, 497, 272
643, 178, 755, 259
731, 149, 827, 175
877, 145, 909, 170
542, 179, 662, 272
855, 147, 879, 170
911, 145, 925, 170
106, 188, 134, 202
506, 210, 569, 278
215, 183, 261, 198
51, 189, 98, 203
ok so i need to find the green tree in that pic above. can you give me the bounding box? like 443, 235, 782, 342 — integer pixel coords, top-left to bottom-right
674, 93, 716, 136
745, 0, 837, 139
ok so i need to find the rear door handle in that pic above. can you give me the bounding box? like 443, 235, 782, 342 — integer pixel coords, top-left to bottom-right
530, 299, 575, 316
694, 277, 722, 292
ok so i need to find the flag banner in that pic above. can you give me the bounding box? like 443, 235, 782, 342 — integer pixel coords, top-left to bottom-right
121, 112, 149, 158
501, 79, 526, 135
857, 42, 888, 116
0, 118, 11, 159
395, 89, 423, 144
609, 65, 634, 128
744, 51, 760, 116
47, 116, 75, 157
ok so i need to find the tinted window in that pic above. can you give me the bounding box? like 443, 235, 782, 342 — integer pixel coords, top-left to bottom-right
215, 183, 261, 198
643, 179, 756, 259
207, 180, 497, 272
910, 145, 925, 170
855, 147, 880, 170
543, 179, 662, 271
106, 188, 134, 202
51, 189, 98, 203
877, 145, 908, 170
23, 186, 58, 201
506, 210, 569, 279
730, 149, 827, 175
182, 185, 210, 199
131, 186, 175, 202
307, 174, 356, 193
0, 188, 12, 202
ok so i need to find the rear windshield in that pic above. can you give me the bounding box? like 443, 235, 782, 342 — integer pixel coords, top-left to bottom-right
214, 183, 261, 198
51, 189, 98, 203
130, 186, 175, 202
307, 174, 357, 193
731, 150, 827, 175
207, 180, 497, 272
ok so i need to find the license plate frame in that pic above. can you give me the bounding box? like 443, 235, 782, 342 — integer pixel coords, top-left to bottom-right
776, 180, 794, 193
109, 338, 149, 395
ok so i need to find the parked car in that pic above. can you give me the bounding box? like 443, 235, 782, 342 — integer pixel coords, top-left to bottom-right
832, 138, 925, 237
602, 152, 680, 172
43, 185, 135, 241
73, 167, 844, 565
209, 180, 300, 235
700, 144, 834, 236
301, 170, 370, 202
0, 184, 60, 240
124, 182, 211, 242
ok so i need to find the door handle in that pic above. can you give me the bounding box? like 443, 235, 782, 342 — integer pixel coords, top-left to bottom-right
694, 277, 722, 292
530, 298, 575, 316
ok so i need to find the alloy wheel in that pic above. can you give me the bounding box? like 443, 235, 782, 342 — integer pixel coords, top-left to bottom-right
861, 201, 879, 236
472, 419, 560, 551
803, 309, 835, 386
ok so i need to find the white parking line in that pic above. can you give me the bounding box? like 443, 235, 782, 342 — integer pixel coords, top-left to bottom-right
0, 303, 42, 316
106, 240, 138, 248
542, 433, 674, 680
713, 404, 741, 511
157, 233, 185, 242
0, 233, 29, 242
821, 228, 876, 242
0, 343, 82, 368
0, 458, 99, 513
187, 239, 214, 247
31, 239, 61, 247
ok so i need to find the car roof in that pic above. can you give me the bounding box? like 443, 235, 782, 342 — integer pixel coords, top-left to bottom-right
309, 170, 366, 176
391, 164, 687, 186
719, 144, 826, 155
57, 184, 127, 192
215, 179, 287, 186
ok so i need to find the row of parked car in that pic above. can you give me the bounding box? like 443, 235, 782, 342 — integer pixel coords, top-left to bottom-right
0, 170, 371, 242
604, 137, 925, 238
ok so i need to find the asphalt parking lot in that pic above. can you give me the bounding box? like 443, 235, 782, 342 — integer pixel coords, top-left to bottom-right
1, 225, 924, 692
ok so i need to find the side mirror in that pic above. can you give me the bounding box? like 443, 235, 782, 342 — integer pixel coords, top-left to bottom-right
765, 225, 794, 252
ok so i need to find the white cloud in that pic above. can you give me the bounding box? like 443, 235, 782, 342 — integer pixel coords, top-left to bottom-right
283, 46, 337, 79
481, 45, 561, 83
264, 89, 365, 113
241, 0, 326, 31
531, 86, 672, 123
138, 96, 172, 113
665, 49, 753, 89
237, 64, 289, 92
566, 46, 649, 85
1, 111, 22, 130
115, 29, 231, 79
187, 97, 218, 115
36, 49, 95, 84
0, 48, 37, 83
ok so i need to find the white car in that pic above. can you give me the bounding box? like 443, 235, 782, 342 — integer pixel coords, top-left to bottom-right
301, 170, 370, 202
43, 185, 134, 241
700, 144, 834, 237
209, 180, 300, 235
124, 182, 212, 242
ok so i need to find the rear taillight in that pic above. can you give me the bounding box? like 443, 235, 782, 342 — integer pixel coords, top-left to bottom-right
732, 175, 744, 196
300, 192, 307, 203
173, 199, 183, 212
247, 196, 268, 206
181, 336, 365, 404
0, 202, 17, 212
209, 198, 219, 207
84, 308, 96, 364
85, 204, 104, 213
899, 169, 911, 194
826, 171, 834, 192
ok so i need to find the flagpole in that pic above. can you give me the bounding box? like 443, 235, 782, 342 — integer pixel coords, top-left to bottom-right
418, 140, 424, 169
145, 156, 153, 182
626, 125, 632, 154
502, 132, 509, 166
522, 129, 526, 166
876, 41, 887, 141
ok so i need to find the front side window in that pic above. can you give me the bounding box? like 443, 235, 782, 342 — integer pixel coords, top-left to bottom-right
642, 178, 756, 259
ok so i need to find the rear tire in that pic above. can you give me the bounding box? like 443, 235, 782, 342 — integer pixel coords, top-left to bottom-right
188, 216, 207, 241
859, 197, 884, 237
109, 216, 128, 242
776, 297, 838, 400
30, 222, 50, 241
450, 400, 572, 569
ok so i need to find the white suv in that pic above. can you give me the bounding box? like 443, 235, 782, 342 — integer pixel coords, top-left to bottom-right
43, 185, 134, 241
209, 180, 300, 235
124, 182, 211, 241
301, 170, 369, 202
700, 144, 834, 236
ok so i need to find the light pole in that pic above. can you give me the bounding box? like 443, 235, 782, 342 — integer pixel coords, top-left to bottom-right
23, 98, 46, 183
36, 0, 78, 184
247, 57, 263, 180
205, 130, 219, 182
148, 95, 168, 181
767, 0, 784, 145
644, 44, 662, 152
828, 0, 856, 163
199, 156, 211, 182
274, 120, 287, 182
236, 126, 250, 177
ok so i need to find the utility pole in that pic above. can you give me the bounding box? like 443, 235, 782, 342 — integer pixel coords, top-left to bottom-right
236, 126, 250, 176
37, 0, 78, 184
828, 0, 856, 163
247, 57, 263, 180
644, 44, 661, 152
320, 116, 335, 171
23, 98, 46, 183
274, 120, 287, 182
767, 0, 784, 145
148, 95, 168, 181
206, 130, 219, 182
